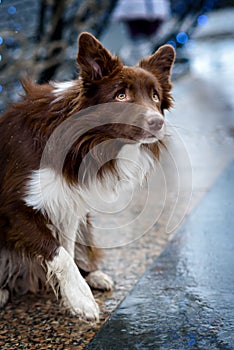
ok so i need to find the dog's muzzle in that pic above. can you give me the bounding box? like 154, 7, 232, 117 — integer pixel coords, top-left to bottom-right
147, 116, 164, 132
140, 111, 165, 143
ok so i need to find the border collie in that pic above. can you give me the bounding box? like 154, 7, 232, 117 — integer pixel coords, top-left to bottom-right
0, 32, 175, 321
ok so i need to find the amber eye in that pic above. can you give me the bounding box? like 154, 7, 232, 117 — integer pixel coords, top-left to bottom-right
116, 91, 126, 101
152, 90, 159, 102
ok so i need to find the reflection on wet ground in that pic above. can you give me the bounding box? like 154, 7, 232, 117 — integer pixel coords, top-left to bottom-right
87, 161, 234, 350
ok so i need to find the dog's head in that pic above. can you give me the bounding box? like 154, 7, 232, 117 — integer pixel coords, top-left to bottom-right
76, 32, 175, 144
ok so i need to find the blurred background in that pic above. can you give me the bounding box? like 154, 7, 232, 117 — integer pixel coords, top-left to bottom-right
0, 0, 233, 112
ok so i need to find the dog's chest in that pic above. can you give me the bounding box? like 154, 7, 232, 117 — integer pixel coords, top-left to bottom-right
24, 145, 154, 233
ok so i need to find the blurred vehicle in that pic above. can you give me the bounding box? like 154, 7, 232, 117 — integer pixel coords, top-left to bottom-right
112, 0, 171, 65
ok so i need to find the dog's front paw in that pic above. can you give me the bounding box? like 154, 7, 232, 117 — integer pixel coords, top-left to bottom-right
62, 284, 100, 322
72, 296, 100, 322
47, 247, 100, 321
86, 270, 114, 291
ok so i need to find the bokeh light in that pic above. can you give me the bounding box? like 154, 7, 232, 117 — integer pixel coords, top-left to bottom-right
0, 36, 3, 45
176, 32, 189, 45
167, 40, 177, 49
8, 6, 17, 15
197, 14, 209, 26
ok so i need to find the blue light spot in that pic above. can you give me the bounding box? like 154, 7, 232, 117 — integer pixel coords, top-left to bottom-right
8, 6, 16, 15
188, 338, 196, 346
167, 40, 176, 49
0, 55, 2, 62
0, 85, 3, 93
185, 333, 196, 346
176, 32, 189, 45
0, 36, 3, 45
197, 14, 209, 26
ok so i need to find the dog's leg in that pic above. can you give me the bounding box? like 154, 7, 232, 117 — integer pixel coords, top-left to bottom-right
0, 289, 9, 307
0, 247, 10, 306
35, 224, 100, 320
47, 246, 99, 321
5, 210, 99, 321
75, 215, 114, 291
85, 270, 114, 291
59, 226, 77, 259
48, 224, 101, 320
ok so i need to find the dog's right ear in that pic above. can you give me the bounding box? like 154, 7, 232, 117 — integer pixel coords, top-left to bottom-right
77, 32, 122, 81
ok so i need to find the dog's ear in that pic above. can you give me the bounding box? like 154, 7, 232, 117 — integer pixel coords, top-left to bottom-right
77, 32, 122, 81
139, 45, 176, 109
139, 44, 175, 85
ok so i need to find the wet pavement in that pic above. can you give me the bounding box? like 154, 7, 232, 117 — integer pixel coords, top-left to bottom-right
87, 160, 234, 350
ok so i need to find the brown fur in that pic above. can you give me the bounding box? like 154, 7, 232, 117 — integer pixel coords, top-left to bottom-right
0, 32, 175, 304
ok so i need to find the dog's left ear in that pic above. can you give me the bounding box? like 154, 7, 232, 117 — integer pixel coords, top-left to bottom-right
139, 44, 175, 85
139, 45, 176, 109
77, 32, 122, 81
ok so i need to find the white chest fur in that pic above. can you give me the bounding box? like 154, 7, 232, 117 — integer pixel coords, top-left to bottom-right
24, 144, 154, 241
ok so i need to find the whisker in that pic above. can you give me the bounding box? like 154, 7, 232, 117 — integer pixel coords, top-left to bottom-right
166, 124, 190, 132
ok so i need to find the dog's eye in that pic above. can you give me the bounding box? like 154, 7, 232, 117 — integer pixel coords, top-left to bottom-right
116, 91, 126, 101
152, 91, 159, 103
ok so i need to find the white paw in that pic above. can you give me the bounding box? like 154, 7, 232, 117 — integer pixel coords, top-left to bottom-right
0, 289, 9, 307
61, 281, 100, 322
86, 270, 114, 291
63, 292, 100, 321
47, 247, 100, 322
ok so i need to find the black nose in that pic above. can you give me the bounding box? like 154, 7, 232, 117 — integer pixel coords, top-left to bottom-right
147, 117, 164, 131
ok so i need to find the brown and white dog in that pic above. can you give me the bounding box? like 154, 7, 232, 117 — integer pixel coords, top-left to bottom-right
0, 32, 175, 321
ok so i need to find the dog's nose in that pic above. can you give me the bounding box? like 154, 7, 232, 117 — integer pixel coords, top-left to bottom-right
147, 117, 164, 131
